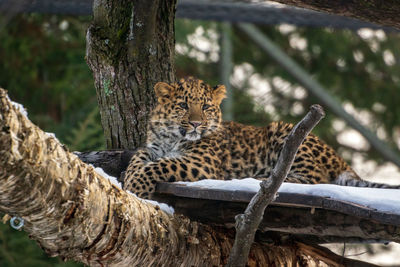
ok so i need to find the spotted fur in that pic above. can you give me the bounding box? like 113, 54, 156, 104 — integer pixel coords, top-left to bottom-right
124, 77, 399, 199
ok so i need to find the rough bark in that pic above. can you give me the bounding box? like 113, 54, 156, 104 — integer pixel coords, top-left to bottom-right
0, 89, 346, 267
86, 0, 176, 149
268, 0, 400, 30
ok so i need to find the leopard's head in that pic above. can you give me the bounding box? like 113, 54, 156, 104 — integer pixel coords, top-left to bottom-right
150, 77, 226, 141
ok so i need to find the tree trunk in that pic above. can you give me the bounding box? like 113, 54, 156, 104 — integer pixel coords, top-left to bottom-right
86, 0, 176, 149
0, 88, 342, 266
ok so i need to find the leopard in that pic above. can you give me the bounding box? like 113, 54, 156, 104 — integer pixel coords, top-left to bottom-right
123, 77, 399, 199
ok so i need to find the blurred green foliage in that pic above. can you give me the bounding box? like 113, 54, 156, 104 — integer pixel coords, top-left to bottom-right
0, 12, 399, 266
0, 219, 81, 267
175, 19, 400, 163
0, 14, 104, 152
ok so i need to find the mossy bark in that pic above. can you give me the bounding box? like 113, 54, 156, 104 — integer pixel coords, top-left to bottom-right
86, 0, 176, 149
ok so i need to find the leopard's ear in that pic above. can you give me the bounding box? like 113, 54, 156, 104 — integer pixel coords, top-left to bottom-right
212, 85, 226, 105
154, 82, 175, 102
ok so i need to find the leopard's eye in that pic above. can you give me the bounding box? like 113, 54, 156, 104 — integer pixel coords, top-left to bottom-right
178, 102, 188, 109
202, 104, 211, 110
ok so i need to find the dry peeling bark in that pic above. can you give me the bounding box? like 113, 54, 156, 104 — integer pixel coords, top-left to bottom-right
0, 89, 345, 266
0, 88, 213, 265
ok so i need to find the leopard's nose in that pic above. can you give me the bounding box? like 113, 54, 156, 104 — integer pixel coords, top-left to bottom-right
189, 121, 202, 128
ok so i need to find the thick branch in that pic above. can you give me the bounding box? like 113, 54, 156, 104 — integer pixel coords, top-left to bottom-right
0, 90, 347, 266
0, 89, 229, 266
154, 184, 400, 244
226, 104, 325, 267
269, 0, 400, 30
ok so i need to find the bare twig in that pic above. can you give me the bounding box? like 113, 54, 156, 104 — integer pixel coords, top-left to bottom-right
226, 104, 325, 267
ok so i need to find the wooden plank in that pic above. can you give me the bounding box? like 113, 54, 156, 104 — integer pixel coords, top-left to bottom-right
154, 190, 400, 243
155, 182, 400, 227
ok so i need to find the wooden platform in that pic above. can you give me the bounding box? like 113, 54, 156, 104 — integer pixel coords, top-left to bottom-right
154, 182, 400, 244
76, 150, 400, 244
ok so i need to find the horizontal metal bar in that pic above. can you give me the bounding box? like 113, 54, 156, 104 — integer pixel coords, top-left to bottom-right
0, 0, 397, 31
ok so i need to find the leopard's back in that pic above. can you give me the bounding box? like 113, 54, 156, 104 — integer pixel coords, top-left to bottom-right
216, 121, 358, 184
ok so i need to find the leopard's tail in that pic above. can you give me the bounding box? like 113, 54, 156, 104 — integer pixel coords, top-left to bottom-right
335, 171, 400, 189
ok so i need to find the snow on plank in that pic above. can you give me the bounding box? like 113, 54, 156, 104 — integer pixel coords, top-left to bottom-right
156, 179, 400, 227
